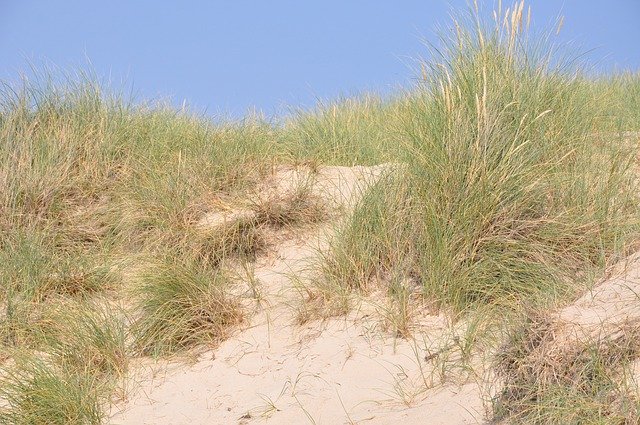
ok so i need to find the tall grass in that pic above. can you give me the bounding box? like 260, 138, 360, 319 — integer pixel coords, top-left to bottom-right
1, 2, 639, 423
0, 72, 281, 257
0, 73, 281, 418
316, 1, 640, 315
0, 72, 280, 346
592, 72, 640, 132
403, 2, 639, 309
282, 95, 410, 165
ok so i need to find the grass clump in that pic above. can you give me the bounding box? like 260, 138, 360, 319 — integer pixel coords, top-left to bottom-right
0, 302, 127, 423
320, 171, 416, 291
1, 229, 120, 351
313, 1, 640, 318
189, 212, 265, 266
0, 299, 48, 350
251, 168, 327, 228
298, 170, 418, 322
404, 1, 639, 309
0, 230, 114, 302
0, 358, 104, 425
131, 257, 243, 355
46, 302, 129, 379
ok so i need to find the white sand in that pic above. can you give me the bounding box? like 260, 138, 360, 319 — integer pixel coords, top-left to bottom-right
109, 165, 487, 425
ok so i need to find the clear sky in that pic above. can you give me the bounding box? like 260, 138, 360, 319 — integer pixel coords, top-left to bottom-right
1, 1, 639, 118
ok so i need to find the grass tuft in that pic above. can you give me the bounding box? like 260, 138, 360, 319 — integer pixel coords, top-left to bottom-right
130, 257, 243, 355
0, 358, 104, 425
251, 174, 326, 228
46, 301, 129, 379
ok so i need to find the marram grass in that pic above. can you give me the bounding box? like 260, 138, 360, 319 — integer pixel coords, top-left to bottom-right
316, 0, 640, 314
130, 257, 243, 355
0, 2, 639, 424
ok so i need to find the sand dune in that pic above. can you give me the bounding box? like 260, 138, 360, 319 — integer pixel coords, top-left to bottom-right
109, 165, 487, 425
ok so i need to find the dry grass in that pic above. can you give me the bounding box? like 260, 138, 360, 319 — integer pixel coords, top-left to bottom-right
494, 312, 640, 424
251, 176, 326, 229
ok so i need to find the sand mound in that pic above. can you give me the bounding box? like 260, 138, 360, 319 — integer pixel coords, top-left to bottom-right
494, 253, 640, 421
558, 253, 640, 344
107, 162, 640, 424
109, 164, 486, 425
520, 253, 640, 358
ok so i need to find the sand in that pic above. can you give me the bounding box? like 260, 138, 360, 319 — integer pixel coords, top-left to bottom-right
108, 161, 640, 424
109, 164, 487, 425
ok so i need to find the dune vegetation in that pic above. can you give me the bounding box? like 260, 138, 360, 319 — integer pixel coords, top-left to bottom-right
2, 1, 640, 423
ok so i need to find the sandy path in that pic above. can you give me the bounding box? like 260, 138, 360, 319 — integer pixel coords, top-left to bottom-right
109, 165, 487, 425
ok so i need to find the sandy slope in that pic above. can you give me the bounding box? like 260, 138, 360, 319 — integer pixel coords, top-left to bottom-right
526, 251, 640, 377
109, 165, 487, 425
558, 252, 640, 338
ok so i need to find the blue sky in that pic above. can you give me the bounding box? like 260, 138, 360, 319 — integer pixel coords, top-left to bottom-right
1, 1, 639, 118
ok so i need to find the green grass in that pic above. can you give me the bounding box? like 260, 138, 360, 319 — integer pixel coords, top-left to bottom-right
311, 1, 640, 316
1, 1, 640, 423
130, 257, 243, 355
0, 358, 104, 425
297, 170, 418, 322
281, 94, 410, 165
46, 301, 128, 378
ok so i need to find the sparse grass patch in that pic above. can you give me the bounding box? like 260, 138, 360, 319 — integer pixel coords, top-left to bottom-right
36, 254, 117, 300
294, 273, 352, 325
322, 172, 416, 290
380, 275, 415, 339
189, 213, 265, 266
251, 175, 326, 229
115, 115, 278, 254
298, 169, 419, 322
185, 169, 327, 268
